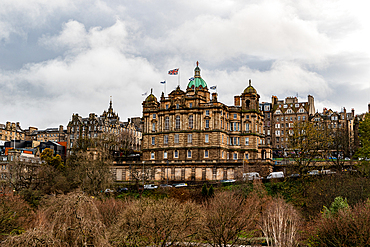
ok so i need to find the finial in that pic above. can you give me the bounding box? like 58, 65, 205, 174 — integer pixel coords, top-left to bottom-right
151, 88, 153, 94
197, 61, 199, 67
249, 79, 251, 86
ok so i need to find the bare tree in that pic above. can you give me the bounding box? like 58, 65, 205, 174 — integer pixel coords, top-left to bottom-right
260, 197, 301, 247
7, 160, 41, 192
110, 197, 201, 247
200, 191, 260, 247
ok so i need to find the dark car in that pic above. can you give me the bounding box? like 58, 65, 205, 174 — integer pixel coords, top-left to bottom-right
117, 187, 129, 193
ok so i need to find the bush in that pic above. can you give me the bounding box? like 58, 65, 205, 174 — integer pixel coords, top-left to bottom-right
309, 199, 370, 246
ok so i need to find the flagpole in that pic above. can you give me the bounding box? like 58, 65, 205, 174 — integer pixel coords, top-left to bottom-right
178, 69, 180, 87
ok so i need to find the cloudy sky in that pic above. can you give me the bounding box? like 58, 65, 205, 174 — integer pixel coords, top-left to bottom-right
1, 0, 369, 129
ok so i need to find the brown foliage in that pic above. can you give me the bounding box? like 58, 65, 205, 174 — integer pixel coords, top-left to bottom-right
2, 192, 110, 247
309, 199, 370, 247
94, 197, 127, 228
260, 197, 301, 247
0, 194, 35, 241
110, 197, 201, 247
200, 191, 260, 247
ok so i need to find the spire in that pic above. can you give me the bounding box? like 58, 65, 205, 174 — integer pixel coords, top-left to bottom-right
194, 61, 201, 78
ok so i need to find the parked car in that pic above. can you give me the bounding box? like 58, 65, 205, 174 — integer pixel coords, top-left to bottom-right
220, 179, 236, 183
308, 170, 320, 175
104, 188, 114, 193
116, 187, 129, 193
159, 184, 173, 188
173, 183, 187, 188
290, 173, 300, 178
244, 172, 262, 181
144, 184, 158, 189
266, 172, 284, 179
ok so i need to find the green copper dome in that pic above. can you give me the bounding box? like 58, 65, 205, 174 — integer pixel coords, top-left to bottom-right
187, 62, 208, 89
145, 89, 157, 102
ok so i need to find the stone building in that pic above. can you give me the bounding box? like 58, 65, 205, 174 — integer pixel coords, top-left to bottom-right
267, 95, 315, 157
67, 99, 142, 155
24, 126, 67, 143
119, 63, 272, 182
0, 122, 24, 142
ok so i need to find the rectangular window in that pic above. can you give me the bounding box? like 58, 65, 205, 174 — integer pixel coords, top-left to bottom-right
152, 137, 155, 145
174, 134, 179, 144
166, 105, 169, 109
174, 150, 178, 158
164, 135, 168, 144
189, 115, 193, 128
163, 151, 167, 159
152, 123, 156, 132
246, 123, 250, 131
245, 153, 249, 160
233, 153, 238, 160
303, 116, 306, 120
205, 150, 209, 158
151, 152, 155, 159
234, 113, 237, 119
233, 122, 237, 131
165, 117, 170, 130
153, 114, 156, 119
189, 103, 193, 108
176, 104, 179, 109
222, 135, 224, 143
187, 134, 192, 143
206, 110, 209, 116
233, 137, 237, 146
245, 137, 249, 145
206, 119, 209, 128
205, 134, 209, 143
187, 150, 192, 158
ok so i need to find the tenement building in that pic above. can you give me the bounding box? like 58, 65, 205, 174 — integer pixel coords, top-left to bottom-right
67, 99, 142, 155
130, 63, 272, 181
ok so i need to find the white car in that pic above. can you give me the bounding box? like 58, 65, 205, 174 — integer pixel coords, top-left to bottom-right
244, 172, 262, 181
144, 184, 158, 189
266, 172, 284, 179
173, 183, 187, 188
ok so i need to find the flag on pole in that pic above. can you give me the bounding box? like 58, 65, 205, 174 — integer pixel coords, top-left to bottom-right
142, 92, 147, 96
160, 81, 166, 84
168, 68, 179, 75
210, 86, 217, 90
189, 77, 194, 81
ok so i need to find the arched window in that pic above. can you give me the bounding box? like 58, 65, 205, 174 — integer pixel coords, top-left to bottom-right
189, 115, 193, 129
175, 116, 180, 129
165, 116, 169, 130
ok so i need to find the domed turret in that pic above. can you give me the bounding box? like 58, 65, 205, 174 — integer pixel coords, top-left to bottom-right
145, 88, 157, 102
243, 79, 257, 94
187, 61, 208, 90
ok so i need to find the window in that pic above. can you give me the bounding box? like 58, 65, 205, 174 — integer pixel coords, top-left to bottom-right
246, 115, 249, 119
298, 116, 301, 121
233, 122, 237, 131
151, 152, 155, 159
206, 110, 209, 116
187, 150, 192, 158
245, 137, 249, 145
164, 135, 168, 144
245, 153, 249, 160
234, 113, 237, 119
206, 119, 209, 128
233, 137, 237, 146
189, 115, 193, 128
276, 130, 280, 136
246, 123, 250, 131
205, 150, 209, 158
205, 134, 209, 143
222, 135, 224, 143
174, 134, 179, 144
166, 105, 169, 110
163, 151, 167, 159
165, 116, 170, 130
299, 108, 305, 113
153, 114, 156, 119
187, 134, 192, 143
233, 153, 238, 160
174, 150, 178, 158
152, 137, 155, 145
152, 122, 156, 132
175, 116, 180, 129
287, 109, 293, 113
189, 103, 193, 108
303, 116, 306, 120
176, 104, 179, 109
